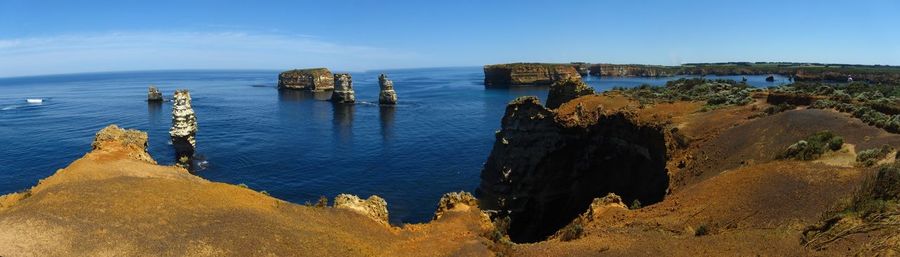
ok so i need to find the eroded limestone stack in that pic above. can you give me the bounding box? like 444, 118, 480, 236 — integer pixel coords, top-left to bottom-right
170, 90, 197, 168
148, 86, 163, 102
378, 74, 398, 105
330, 73, 356, 103
333, 194, 388, 225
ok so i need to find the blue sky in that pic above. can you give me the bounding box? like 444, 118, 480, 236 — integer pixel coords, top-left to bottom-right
1, 0, 898, 77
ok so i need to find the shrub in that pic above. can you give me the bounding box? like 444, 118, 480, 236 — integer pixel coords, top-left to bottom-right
315, 196, 329, 208
844, 163, 900, 219
856, 145, 895, 167
630, 199, 642, 209
764, 103, 795, 115
557, 223, 584, 242
778, 131, 844, 160
694, 225, 709, 236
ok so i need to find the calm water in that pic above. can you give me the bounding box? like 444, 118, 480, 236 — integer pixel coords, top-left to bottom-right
0, 67, 784, 223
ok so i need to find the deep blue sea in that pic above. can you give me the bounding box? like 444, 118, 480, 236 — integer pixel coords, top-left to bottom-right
0, 67, 787, 223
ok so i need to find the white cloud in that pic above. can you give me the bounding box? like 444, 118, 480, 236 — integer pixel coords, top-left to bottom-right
0, 31, 422, 77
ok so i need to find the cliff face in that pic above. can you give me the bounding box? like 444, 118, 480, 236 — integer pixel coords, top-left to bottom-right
588, 64, 679, 77
483, 63, 581, 87
477, 96, 670, 243
278, 68, 335, 91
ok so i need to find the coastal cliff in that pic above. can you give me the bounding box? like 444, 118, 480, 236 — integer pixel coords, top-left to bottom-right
483, 63, 581, 87
0, 125, 495, 256
278, 68, 335, 91
588, 64, 679, 77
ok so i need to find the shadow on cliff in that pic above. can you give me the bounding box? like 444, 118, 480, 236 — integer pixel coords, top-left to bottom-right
477, 96, 669, 243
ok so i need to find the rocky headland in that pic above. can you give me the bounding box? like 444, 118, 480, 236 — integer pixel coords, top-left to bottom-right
483, 63, 581, 87
278, 68, 335, 91
0, 125, 495, 256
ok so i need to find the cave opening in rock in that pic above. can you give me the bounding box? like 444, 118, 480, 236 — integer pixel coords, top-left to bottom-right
478, 108, 670, 243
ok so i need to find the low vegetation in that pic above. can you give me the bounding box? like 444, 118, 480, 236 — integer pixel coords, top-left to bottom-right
803, 162, 900, 250
616, 78, 756, 108
777, 131, 844, 160
856, 145, 895, 167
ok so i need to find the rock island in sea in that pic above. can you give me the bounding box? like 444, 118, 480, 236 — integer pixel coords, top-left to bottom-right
278, 68, 334, 91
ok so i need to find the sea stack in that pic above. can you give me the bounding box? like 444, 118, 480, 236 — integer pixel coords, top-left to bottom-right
148, 86, 163, 102
330, 73, 356, 103
170, 90, 197, 168
378, 74, 398, 105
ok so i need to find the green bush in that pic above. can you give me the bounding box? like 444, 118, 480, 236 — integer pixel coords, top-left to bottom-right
778, 131, 844, 160
630, 199, 642, 209
315, 196, 329, 207
694, 225, 709, 236
844, 163, 900, 219
557, 223, 584, 242
856, 145, 895, 167
764, 103, 795, 115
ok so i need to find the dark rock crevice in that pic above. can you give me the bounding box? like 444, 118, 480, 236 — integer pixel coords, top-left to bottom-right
477, 96, 669, 243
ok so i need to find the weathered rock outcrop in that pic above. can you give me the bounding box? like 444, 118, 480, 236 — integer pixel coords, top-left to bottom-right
93, 124, 156, 164
378, 74, 398, 105
477, 96, 670, 243
333, 194, 389, 225
147, 86, 163, 102
278, 68, 334, 91
170, 90, 197, 168
545, 78, 595, 109
434, 191, 479, 220
330, 73, 356, 103
483, 63, 581, 87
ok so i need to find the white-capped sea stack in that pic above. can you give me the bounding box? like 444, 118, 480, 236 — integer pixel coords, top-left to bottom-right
170, 89, 197, 168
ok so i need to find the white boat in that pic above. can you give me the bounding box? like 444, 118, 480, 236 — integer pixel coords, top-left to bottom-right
26, 98, 43, 104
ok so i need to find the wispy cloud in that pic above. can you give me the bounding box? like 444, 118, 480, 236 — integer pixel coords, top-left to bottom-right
0, 31, 421, 77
